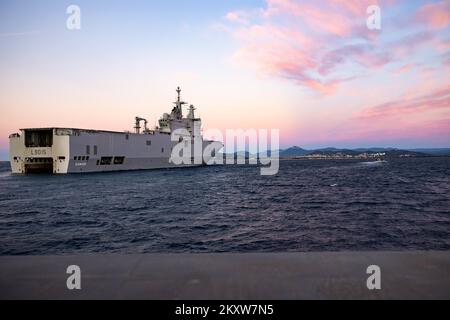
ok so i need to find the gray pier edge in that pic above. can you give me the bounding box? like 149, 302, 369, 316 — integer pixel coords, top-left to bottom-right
1, 251, 449, 300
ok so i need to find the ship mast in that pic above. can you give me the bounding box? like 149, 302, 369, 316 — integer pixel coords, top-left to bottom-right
177, 87, 181, 102
172, 86, 186, 120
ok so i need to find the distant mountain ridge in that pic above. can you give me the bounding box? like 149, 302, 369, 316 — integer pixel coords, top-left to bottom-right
278, 146, 309, 157
278, 147, 450, 158
224, 146, 446, 159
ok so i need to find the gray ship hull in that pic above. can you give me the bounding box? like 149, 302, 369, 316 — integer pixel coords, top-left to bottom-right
9, 128, 220, 174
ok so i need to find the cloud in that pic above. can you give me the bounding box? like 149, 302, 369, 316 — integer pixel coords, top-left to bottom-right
392, 64, 416, 75
225, 11, 250, 25
357, 84, 450, 119
0, 30, 39, 38
224, 0, 392, 94
415, 1, 450, 29
223, 0, 449, 95
318, 85, 450, 144
265, 0, 353, 36
443, 52, 450, 66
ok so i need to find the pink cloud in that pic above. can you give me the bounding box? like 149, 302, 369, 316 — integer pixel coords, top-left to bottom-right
415, 1, 450, 29
224, 1, 448, 95
329, 0, 373, 15
264, 0, 382, 37
357, 84, 450, 119
224, 0, 401, 94
225, 11, 249, 24
292, 81, 450, 145
444, 52, 450, 66
389, 31, 436, 56
318, 44, 392, 75
392, 64, 416, 75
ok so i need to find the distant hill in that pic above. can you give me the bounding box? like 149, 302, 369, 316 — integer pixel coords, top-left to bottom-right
275, 147, 439, 159
407, 148, 450, 156
279, 146, 310, 157
315, 147, 342, 152
307, 149, 359, 156
353, 147, 398, 152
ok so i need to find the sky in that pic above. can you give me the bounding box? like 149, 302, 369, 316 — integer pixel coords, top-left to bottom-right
0, 0, 449, 159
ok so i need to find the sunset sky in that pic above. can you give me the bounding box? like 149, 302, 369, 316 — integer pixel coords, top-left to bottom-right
0, 0, 449, 158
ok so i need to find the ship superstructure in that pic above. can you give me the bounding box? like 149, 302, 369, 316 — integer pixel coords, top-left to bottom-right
9, 87, 222, 174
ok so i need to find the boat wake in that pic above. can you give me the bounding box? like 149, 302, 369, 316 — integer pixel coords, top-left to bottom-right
359, 160, 387, 166
0, 172, 11, 178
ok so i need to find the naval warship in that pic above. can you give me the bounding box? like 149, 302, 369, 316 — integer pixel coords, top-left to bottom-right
9, 87, 222, 174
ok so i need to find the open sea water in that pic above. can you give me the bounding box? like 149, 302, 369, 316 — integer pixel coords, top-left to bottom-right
0, 157, 449, 255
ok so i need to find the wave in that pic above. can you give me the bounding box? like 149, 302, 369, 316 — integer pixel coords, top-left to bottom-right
358, 160, 387, 166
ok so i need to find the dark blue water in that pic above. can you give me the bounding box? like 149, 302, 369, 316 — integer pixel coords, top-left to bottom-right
0, 158, 449, 255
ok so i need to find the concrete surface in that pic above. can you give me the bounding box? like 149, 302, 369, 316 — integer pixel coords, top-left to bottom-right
0, 251, 449, 300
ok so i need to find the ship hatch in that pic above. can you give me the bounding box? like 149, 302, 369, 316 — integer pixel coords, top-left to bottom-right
24, 158, 53, 174
25, 129, 53, 147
